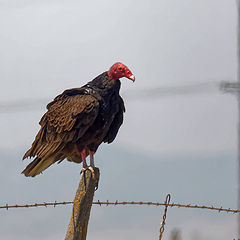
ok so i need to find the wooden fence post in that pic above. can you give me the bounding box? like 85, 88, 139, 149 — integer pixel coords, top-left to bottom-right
65, 168, 100, 240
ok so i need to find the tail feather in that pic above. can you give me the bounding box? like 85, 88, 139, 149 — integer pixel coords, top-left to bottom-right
22, 156, 55, 177
22, 157, 42, 177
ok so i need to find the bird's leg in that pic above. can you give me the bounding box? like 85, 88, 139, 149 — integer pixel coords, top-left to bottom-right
80, 149, 87, 188
80, 149, 95, 179
88, 151, 95, 179
81, 149, 88, 170
89, 151, 98, 189
90, 151, 95, 167
86, 150, 95, 179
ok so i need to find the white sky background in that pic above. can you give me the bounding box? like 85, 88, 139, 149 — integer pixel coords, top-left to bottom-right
0, 0, 238, 239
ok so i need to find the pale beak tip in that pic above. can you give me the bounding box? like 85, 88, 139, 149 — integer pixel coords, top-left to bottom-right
129, 75, 135, 82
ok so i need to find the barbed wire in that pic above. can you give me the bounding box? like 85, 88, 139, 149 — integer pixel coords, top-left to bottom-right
0, 200, 239, 213
159, 194, 171, 240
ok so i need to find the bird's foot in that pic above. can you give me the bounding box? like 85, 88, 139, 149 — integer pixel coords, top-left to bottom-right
80, 166, 99, 190
80, 166, 95, 179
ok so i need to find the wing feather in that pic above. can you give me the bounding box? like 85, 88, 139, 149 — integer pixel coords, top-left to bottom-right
103, 96, 125, 144
23, 93, 99, 160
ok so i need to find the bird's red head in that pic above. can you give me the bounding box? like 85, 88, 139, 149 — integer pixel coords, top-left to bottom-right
108, 62, 135, 82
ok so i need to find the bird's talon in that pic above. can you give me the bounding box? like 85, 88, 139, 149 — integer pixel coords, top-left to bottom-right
80, 166, 95, 179
80, 167, 87, 175
88, 166, 95, 179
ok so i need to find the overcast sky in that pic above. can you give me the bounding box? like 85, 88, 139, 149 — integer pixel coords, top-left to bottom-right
0, 0, 238, 239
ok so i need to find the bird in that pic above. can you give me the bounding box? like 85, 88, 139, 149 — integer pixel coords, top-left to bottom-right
22, 62, 135, 177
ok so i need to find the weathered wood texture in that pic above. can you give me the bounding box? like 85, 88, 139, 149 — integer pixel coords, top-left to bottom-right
65, 168, 100, 240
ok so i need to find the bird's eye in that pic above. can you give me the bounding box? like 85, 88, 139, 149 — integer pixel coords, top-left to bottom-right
118, 67, 122, 71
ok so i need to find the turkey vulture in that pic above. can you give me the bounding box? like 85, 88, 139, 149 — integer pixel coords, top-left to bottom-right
22, 62, 135, 177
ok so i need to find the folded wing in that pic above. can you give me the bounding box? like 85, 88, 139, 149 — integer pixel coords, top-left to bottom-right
22, 90, 99, 176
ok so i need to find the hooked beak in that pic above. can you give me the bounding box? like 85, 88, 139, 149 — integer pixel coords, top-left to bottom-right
128, 75, 135, 82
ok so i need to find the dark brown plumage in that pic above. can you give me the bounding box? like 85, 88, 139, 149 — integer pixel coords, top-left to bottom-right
22, 62, 135, 177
